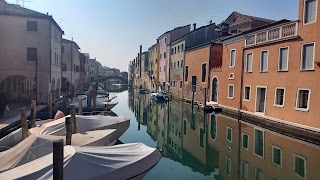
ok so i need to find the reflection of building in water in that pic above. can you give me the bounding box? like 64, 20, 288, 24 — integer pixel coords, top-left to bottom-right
208, 114, 320, 180
129, 92, 320, 179
147, 102, 158, 141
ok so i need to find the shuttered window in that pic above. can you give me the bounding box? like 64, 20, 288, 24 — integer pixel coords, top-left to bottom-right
304, 0, 317, 24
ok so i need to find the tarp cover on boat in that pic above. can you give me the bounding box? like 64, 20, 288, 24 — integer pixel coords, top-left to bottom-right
30, 115, 129, 136
0, 143, 161, 180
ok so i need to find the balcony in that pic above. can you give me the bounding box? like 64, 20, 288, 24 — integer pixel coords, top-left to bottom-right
245, 21, 298, 47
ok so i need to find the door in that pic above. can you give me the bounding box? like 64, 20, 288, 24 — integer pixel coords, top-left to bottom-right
211, 77, 218, 102
256, 87, 266, 113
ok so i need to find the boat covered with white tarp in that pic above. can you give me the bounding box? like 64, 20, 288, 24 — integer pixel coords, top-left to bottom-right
0, 115, 130, 151
0, 143, 161, 180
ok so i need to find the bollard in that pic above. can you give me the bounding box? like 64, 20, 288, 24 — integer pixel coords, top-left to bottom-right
53, 139, 64, 180
48, 93, 53, 119
78, 98, 83, 115
203, 88, 207, 113
70, 105, 77, 134
31, 100, 36, 128
62, 96, 66, 110
92, 91, 96, 111
65, 117, 72, 145
20, 107, 28, 140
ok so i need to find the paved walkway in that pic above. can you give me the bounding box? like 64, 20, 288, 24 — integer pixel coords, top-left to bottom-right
0, 100, 46, 129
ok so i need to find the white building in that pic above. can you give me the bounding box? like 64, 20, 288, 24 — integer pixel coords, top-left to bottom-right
62, 38, 80, 90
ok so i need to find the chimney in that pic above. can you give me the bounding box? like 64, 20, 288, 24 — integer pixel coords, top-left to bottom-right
220, 21, 230, 37
193, 23, 197, 31
0, 0, 7, 13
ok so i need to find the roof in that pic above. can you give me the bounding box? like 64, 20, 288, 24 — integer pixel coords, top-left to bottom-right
214, 19, 291, 43
62, 38, 81, 50
0, 1, 64, 33
157, 24, 191, 40
226, 11, 275, 26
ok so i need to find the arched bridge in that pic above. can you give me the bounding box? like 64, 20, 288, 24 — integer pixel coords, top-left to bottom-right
97, 75, 128, 85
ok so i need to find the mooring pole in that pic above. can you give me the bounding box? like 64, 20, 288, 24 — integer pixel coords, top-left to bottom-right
53, 139, 64, 180
21, 107, 28, 140
65, 117, 72, 145
78, 98, 83, 115
92, 91, 96, 111
31, 100, 36, 128
203, 88, 207, 114
70, 105, 77, 134
48, 93, 53, 119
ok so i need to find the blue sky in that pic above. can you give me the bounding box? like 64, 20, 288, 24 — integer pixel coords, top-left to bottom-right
9, 0, 299, 71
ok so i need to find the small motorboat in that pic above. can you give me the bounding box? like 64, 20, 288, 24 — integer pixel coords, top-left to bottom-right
100, 101, 119, 111
0, 143, 161, 180
0, 129, 119, 172
151, 92, 166, 101
0, 115, 130, 151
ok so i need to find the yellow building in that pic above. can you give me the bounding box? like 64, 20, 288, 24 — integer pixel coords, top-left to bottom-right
150, 43, 160, 92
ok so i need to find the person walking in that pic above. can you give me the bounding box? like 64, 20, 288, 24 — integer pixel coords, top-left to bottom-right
0, 91, 8, 118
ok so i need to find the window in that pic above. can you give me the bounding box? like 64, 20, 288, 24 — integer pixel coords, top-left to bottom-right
173, 81, 175, 87
230, 49, 236, 67
210, 115, 217, 140
159, 66, 161, 72
255, 168, 264, 180
177, 61, 180, 68
272, 146, 282, 167
180, 81, 182, 88
160, 54, 162, 59
164, 38, 167, 44
201, 63, 206, 82
226, 126, 232, 142
304, 0, 317, 24
174, 62, 176, 69
241, 161, 249, 180
244, 86, 250, 101
181, 44, 184, 51
178, 46, 180, 52
228, 84, 234, 99
293, 154, 306, 178
246, 53, 253, 72
156, 59, 158, 64
274, 88, 285, 107
260, 50, 268, 72
278, 47, 288, 71
225, 156, 232, 175
164, 52, 166, 58
185, 66, 189, 82
164, 65, 166, 72
171, 48, 174, 55
181, 60, 183, 68
27, 47, 37, 61
174, 47, 177, 54
296, 89, 310, 111
301, 43, 315, 70
170, 62, 173, 69
27, 21, 37, 31
242, 133, 249, 150
254, 129, 264, 158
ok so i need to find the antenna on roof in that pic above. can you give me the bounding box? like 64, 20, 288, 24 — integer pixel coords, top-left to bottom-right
207, 16, 217, 25
17, 0, 32, 7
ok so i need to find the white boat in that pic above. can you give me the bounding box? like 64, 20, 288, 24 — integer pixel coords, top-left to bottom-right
0, 115, 130, 151
0, 129, 118, 172
100, 101, 119, 110
0, 143, 161, 180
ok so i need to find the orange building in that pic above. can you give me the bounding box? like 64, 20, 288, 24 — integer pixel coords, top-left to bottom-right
211, 0, 320, 129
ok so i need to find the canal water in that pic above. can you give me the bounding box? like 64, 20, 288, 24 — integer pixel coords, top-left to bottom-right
112, 89, 320, 180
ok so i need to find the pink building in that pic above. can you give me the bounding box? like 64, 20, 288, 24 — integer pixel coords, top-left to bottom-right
157, 25, 190, 91
0, 0, 64, 103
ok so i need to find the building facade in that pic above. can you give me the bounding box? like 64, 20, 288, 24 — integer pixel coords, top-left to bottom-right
169, 39, 185, 99
0, 0, 63, 103
62, 38, 80, 90
158, 25, 191, 91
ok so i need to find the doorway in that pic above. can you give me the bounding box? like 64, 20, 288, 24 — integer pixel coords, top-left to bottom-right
255, 87, 267, 114
211, 77, 218, 102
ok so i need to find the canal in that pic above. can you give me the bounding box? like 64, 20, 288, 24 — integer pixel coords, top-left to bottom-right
112, 89, 320, 180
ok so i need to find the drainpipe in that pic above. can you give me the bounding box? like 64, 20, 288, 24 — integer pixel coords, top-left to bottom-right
207, 43, 213, 103
236, 47, 245, 180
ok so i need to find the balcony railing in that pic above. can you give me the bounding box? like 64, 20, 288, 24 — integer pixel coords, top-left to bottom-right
245, 21, 298, 47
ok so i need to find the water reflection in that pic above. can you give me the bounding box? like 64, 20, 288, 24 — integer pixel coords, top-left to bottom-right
128, 89, 320, 180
